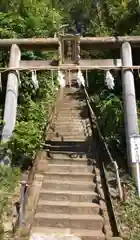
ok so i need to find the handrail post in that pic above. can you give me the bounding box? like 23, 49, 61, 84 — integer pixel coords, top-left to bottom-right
19, 181, 27, 228
1, 44, 21, 142
121, 42, 140, 186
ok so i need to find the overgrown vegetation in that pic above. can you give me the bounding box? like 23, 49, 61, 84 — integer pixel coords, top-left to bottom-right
118, 182, 140, 239
0, 0, 140, 238
0, 166, 20, 233
9, 72, 58, 168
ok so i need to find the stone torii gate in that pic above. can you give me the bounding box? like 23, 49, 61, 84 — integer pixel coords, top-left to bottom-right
1, 35, 140, 192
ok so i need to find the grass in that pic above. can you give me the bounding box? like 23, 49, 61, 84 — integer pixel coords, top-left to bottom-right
0, 165, 20, 233
117, 181, 140, 239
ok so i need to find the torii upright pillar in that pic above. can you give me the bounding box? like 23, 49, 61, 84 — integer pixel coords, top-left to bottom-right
121, 42, 139, 183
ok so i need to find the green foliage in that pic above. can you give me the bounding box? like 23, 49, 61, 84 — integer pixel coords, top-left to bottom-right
118, 182, 140, 240
91, 89, 125, 153
0, 165, 20, 230
0, 0, 63, 38
93, 92, 123, 139
0, 0, 61, 167
8, 72, 57, 166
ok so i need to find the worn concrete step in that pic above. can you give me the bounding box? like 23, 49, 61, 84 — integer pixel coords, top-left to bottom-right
58, 103, 83, 105
57, 102, 81, 105
56, 115, 84, 119
56, 105, 83, 109
55, 113, 82, 117
57, 113, 82, 117
36, 201, 100, 215
56, 107, 85, 111
47, 153, 92, 160
46, 141, 89, 147
51, 125, 83, 130
48, 131, 86, 136
42, 180, 96, 191
42, 172, 94, 182
33, 213, 103, 230
52, 120, 83, 124
45, 145, 91, 154
53, 123, 83, 128
58, 106, 84, 111
58, 99, 84, 103
47, 164, 93, 173
56, 118, 82, 122
52, 125, 83, 129
31, 227, 105, 240
49, 130, 87, 135
48, 137, 87, 141
49, 126, 84, 131
51, 122, 82, 126
39, 190, 98, 202
47, 136, 87, 141
56, 106, 82, 109
48, 133, 87, 139
56, 112, 82, 116
47, 152, 92, 160
50, 126, 85, 131
46, 140, 89, 144
48, 158, 91, 165
107, 238, 123, 240
55, 113, 82, 116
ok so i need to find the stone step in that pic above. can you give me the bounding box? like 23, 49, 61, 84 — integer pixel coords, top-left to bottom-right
48, 133, 92, 140
42, 180, 96, 191
51, 122, 84, 125
30, 227, 105, 240
36, 201, 100, 215
51, 125, 83, 130
47, 136, 87, 142
46, 147, 90, 155
52, 124, 84, 129
55, 119, 82, 122
57, 114, 82, 117
48, 137, 87, 141
58, 103, 83, 106
57, 103, 81, 105
48, 131, 86, 136
51, 122, 82, 126
56, 113, 82, 116
47, 164, 93, 173
55, 113, 82, 116
47, 152, 92, 160
50, 125, 85, 131
46, 141, 90, 148
48, 158, 91, 165
57, 106, 82, 109
42, 172, 94, 182
56, 115, 81, 117
54, 106, 82, 110
39, 190, 98, 202
49, 126, 84, 131
33, 213, 103, 230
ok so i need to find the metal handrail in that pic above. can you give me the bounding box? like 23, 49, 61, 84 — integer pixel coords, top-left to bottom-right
83, 87, 123, 201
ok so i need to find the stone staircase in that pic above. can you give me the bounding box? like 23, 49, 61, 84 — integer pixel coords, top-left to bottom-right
30, 87, 105, 240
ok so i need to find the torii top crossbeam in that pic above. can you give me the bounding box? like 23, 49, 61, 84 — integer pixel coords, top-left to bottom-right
1, 36, 140, 49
